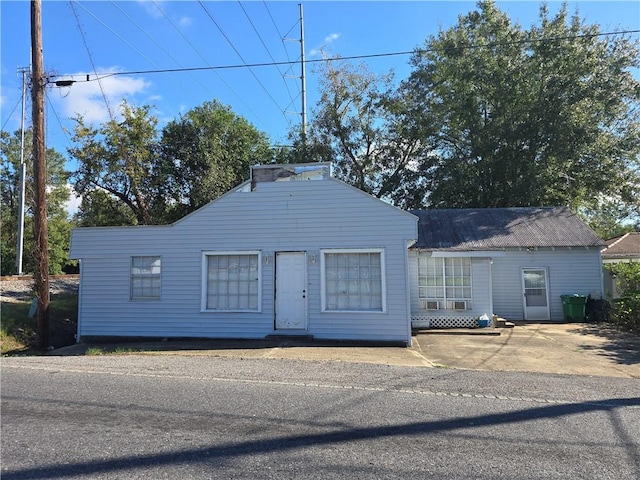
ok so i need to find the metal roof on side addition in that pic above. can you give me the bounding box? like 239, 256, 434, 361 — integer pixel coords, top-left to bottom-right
408, 207, 605, 250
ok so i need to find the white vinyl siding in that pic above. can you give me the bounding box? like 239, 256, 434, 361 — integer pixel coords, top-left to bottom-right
130, 256, 161, 300
70, 178, 417, 343
202, 251, 260, 312
321, 249, 386, 312
418, 257, 472, 309
491, 249, 603, 321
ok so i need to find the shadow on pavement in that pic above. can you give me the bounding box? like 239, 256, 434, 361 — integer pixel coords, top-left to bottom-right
3, 396, 638, 480
568, 323, 640, 366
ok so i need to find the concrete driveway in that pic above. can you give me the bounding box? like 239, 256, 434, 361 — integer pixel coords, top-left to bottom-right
51, 323, 639, 379
413, 322, 640, 379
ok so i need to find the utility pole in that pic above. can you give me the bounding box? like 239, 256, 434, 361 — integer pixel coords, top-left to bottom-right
16, 67, 29, 276
31, 0, 50, 350
285, 4, 308, 146
299, 3, 307, 144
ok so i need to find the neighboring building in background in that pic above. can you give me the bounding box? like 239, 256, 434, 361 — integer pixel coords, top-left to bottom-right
602, 232, 640, 299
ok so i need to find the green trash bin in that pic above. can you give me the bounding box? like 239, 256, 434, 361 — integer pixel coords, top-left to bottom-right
560, 294, 587, 321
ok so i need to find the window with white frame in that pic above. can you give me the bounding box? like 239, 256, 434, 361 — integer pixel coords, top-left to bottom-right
203, 252, 260, 311
418, 256, 472, 309
322, 249, 385, 312
131, 256, 161, 300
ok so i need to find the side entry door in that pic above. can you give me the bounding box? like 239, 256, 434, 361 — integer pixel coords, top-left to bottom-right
522, 268, 550, 320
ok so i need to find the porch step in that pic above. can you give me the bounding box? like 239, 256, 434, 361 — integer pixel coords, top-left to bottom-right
494, 317, 515, 328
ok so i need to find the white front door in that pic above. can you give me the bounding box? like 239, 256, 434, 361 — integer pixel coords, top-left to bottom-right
522, 268, 550, 320
275, 252, 307, 330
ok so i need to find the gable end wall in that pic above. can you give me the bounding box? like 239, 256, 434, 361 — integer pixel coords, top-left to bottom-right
72, 180, 417, 343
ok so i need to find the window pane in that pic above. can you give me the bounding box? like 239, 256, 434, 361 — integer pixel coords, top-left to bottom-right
418, 256, 470, 306
131, 256, 161, 300
324, 251, 382, 311
206, 254, 259, 311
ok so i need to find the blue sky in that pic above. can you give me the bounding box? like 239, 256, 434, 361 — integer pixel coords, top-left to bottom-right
2, 0, 639, 169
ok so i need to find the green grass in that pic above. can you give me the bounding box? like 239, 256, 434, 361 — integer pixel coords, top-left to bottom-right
0, 301, 34, 354
1, 293, 78, 355
85, 346, 140, 356
85, 347, 105, 356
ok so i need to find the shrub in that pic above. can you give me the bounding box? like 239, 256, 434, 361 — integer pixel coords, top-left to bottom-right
605, 262, 640, 333
610, 295, 640, 333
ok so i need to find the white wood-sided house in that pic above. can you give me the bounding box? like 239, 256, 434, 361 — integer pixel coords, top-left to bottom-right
70, 164, 607, 344
69, 164, 419, 345
408, 208, 606, 328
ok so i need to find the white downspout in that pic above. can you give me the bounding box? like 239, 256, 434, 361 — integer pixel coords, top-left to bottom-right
488, 258, 494, 323
404, 240, 415, 346
76, 260, 83, 343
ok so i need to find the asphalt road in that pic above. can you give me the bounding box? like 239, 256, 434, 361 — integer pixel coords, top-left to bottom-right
2, 356, 640, 479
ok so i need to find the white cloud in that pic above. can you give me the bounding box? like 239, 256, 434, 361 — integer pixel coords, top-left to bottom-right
52, 70, 150, 124
310, 33, 341, 57
178, 16, 192, 27
324, 33, 340, 44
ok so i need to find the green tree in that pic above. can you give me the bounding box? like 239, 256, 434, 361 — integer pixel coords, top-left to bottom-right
579, 198, 638, 240
68, 101, 160, 225
405, 1, 640, 212
158, 100, 274, 222
73, 189, 136, 227
276, 127, 333, 166
1, 129, 72, 275
304, 58, 432, 208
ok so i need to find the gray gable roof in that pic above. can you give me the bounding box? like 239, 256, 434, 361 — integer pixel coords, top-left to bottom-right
602, 232, 640, 258
409, 207, 605, 250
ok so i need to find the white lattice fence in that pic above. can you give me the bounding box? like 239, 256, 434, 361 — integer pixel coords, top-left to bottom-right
411, 315, 431, 328
412, 315, 478, 329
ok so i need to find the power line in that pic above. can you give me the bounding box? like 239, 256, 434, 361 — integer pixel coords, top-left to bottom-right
237, 0, 295, 105
110, 1, 205, 104
69, 1, 115, 121
72, 0, 199, 105
283, 91, 302, 115
1, 96, 24, 131
281, 19, 300, 41
49, 28, 640, 83
262, 0, 300, 101
197, 0, 288, 122
262, 1, 293, 64
73, 1, 165, 76
151, 0, 267, 130
45, 90, 73, 150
